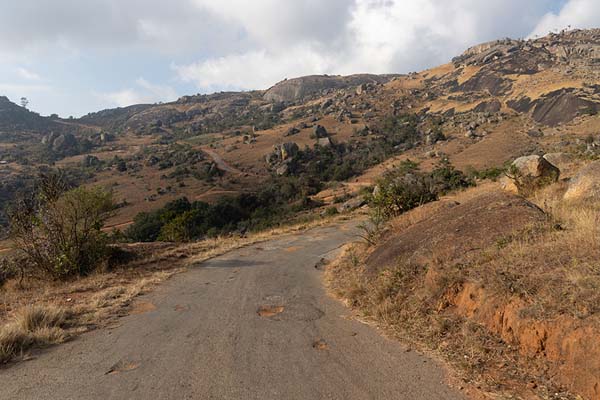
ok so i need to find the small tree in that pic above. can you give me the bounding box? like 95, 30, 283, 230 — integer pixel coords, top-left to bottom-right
8, 171, 115, 279
20, 97, 29, 109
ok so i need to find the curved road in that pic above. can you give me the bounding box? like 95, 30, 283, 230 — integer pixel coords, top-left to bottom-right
0, 222, 464, 400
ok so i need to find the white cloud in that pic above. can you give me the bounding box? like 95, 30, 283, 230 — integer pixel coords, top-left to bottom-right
529, 0, 600, 38
95, 78, 177, 108
176, 0, 555, 90
16, 67, 41, 81
173, 47, 336, 91
1, 0, 598, 116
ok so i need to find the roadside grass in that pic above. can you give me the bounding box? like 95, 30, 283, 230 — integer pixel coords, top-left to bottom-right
0, 211, 356, 365
0, 304, 68, 363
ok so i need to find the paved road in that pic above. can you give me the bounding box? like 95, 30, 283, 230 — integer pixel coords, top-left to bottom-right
1, 222, 464, 400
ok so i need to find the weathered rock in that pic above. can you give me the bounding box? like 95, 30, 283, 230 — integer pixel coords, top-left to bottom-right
337, 196, 366, 213
506, 155, 560, 193
284, 127, 300, 136
51, 133, 78, 152
317, 137, 332, 147
82, 155, 101, 168
543, 152, 575, 172
275, 163, 289, 176
564, 161, 600, 201
266, 142, 299, 167
512, 155, 559, 179
314, 125, 328, 138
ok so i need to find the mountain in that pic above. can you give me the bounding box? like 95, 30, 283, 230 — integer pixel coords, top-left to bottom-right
0, 28, 599, 229
0, 96, 60, 134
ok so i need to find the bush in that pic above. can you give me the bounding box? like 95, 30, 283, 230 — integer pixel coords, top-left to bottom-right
8, 172, 115, 279
369, 160, 472, 220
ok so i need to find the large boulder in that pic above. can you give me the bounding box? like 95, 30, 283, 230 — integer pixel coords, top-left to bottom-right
512, 155, 559, 178
265, 142, 299, 167
564, 161, 600, 202
313, 125, 328, 138
51, 133, 78, 153
505, 155, 560, 194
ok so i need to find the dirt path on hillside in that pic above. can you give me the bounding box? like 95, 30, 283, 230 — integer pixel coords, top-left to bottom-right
202, 148, 244, 175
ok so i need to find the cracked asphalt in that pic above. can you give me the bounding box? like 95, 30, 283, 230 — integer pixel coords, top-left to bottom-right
0, 222, 464, 400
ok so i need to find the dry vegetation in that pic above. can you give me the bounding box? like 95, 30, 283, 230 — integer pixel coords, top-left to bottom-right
326, 176, 600, 399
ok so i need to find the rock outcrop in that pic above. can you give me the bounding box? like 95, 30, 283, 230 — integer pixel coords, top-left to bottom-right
504, 155, 560, 194
265, 142, 299, 175
564, 160, 600, 201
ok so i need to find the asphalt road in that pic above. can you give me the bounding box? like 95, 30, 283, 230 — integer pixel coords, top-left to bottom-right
1, 222, 464, 400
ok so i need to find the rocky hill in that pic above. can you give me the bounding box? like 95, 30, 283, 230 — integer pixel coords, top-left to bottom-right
263, 74, 400, 102
0, 28, 599, 231
0, 96, 62, 134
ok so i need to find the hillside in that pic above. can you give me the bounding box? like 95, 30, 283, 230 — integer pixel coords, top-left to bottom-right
0, 29, 599, 232
3, 28, 600, 400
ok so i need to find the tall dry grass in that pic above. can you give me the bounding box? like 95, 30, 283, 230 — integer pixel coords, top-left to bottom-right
0, 304, 69, 363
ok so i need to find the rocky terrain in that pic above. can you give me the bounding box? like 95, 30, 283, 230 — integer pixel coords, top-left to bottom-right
2, 28, 600, 400
0, 28, 599, 231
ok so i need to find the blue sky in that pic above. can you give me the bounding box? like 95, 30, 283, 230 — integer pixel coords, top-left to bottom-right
0, 0, 592, 118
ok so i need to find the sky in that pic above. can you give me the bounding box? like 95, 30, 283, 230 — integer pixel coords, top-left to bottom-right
0, 0, 598, 117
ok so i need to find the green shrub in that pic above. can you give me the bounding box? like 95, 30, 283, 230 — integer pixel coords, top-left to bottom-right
8, 172, 115, 279
369, 160, 472, 220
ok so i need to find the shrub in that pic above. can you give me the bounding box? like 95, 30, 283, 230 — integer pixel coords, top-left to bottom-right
8, 171, 115, 279
369, 160, 472, 220
325, 206, 339, 216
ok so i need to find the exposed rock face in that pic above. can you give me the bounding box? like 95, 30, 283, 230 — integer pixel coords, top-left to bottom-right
539, 92, 597, 126
564, 161, 600, 201
265, 142, 299, 175
506, 155, 560, 194
473, 99, 502, 113
263, 74, 399, 103
452, 39, 521, 67
337, 196, 366, 213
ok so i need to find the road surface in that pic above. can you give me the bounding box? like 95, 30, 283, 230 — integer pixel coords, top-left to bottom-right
0, 222, 464, 400
202, 148, 243, 175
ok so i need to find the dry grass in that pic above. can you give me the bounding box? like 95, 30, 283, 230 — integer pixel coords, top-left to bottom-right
0, 304, 68, 363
